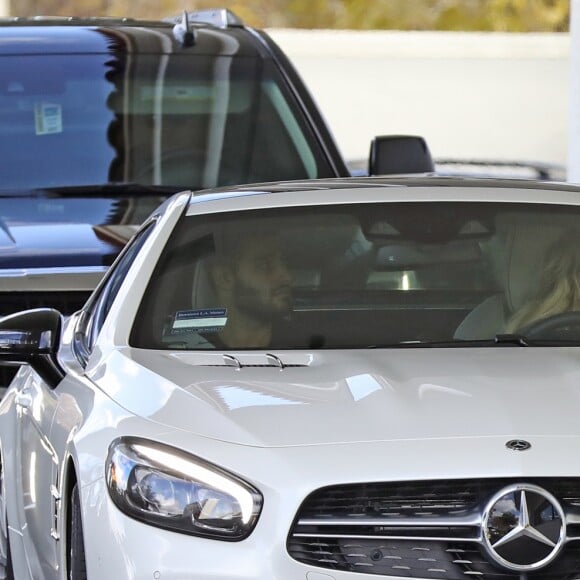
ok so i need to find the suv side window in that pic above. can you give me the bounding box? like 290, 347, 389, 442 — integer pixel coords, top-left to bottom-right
244, 80, 318, 183
75, 220, 157, 362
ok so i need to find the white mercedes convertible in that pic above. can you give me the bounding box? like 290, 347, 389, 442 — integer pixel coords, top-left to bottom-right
0, 177, 579, 580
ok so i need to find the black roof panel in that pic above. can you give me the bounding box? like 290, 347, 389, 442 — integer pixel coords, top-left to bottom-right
0, 19, 264, 56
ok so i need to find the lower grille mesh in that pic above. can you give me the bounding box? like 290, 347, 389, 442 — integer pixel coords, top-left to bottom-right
289, 537, 580, 578
288, 539, 478, 578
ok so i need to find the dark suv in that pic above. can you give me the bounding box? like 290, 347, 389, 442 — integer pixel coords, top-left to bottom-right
0, 9, 350, 311
0, 8, 359, 388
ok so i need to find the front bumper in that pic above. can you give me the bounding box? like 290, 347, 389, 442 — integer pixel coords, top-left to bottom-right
78, 433, 580, 580
83, 478, 372, 580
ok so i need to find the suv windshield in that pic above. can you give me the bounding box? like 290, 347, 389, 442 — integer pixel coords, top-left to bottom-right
131, 201, 580, 350
0, 51, 330, 191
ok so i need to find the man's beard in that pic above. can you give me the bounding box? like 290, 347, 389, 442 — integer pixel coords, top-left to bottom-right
234, 278, 291, 322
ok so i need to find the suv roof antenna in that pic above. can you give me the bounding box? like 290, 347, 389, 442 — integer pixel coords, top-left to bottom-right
172, 10, 196, 47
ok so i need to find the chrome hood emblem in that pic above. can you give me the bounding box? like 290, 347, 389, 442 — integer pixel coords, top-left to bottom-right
482, 483, 565, 572
506, 439, 531, 451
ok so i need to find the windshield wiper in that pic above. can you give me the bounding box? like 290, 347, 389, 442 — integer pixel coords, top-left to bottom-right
367, 335, 531, 348
366, 340, 470, 348
366, 334, 580, 348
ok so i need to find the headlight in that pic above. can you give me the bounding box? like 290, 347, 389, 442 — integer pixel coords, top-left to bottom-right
106, 437, 262, 540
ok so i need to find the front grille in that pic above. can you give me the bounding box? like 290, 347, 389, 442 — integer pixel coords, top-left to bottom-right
298, 480, 487, 519
288, 478, 580, 579
0, 290, 91, 389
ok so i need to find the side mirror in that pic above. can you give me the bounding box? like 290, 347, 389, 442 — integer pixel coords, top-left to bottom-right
369, 135, 434, 175
0, 308, 64, 387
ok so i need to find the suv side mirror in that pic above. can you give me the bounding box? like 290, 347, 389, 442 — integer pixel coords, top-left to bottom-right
0, 308, 64, 387
369, 135, 434, 175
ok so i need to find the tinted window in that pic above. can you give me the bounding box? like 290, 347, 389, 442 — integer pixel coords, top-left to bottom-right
0, 52, 332, 191
131, 202, 580, 349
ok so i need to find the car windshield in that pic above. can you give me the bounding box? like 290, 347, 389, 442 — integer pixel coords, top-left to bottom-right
0, 52, 331, 191
131, 201, 580, 349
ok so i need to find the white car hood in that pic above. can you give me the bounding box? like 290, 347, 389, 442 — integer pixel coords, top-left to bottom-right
94, 347, 580, 447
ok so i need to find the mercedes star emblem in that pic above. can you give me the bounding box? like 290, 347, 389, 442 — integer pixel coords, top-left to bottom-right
505, 439, 532, 451
482, 483, 566, 572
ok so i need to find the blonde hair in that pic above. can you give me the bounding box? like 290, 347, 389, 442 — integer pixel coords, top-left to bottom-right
506, 229, 580, 332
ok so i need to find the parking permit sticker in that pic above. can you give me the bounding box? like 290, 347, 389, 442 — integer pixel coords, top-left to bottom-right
171, 308, 227, 334
34, 103, 63, 135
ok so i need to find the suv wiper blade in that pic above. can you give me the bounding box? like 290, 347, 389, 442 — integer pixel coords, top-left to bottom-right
34, 183, 186, 197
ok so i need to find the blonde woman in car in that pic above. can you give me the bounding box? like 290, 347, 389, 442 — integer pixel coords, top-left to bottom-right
506, 229, 580, 333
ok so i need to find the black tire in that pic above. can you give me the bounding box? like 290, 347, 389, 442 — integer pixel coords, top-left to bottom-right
68, 484, 87, 580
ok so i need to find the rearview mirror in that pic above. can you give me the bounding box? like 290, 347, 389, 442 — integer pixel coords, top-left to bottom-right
375, 241, 482, 270
0, 308, 64, 387
369, 135, 434, 175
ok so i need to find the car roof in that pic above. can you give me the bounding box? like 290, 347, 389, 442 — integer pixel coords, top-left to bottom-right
186, 175, 580, 213
0, 14, 265, 56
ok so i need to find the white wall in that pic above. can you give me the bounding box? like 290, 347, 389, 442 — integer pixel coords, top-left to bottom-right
268, 30, 569, 166
0, 0, 9, 17
569, 0, 580, 181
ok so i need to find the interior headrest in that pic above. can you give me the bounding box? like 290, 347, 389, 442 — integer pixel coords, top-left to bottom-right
191, 258, 217, 310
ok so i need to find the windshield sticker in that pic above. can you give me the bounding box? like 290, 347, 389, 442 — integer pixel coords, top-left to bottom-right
171, 308, 227, 334
34, 103, 63, 135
